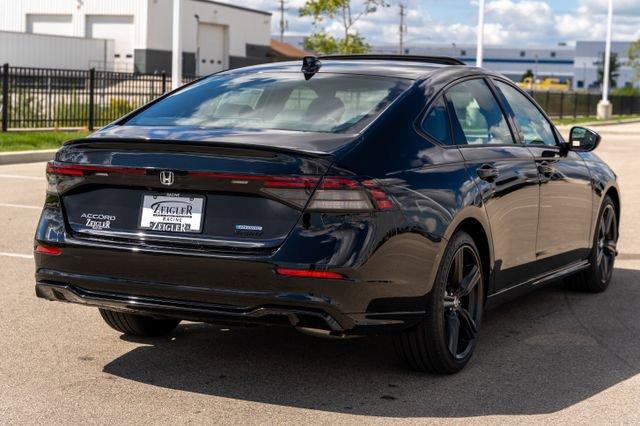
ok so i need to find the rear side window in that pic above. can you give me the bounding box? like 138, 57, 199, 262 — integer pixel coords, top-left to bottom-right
446, 79, 514, 145
421, 96, 452, 145
494, 81, 557, 146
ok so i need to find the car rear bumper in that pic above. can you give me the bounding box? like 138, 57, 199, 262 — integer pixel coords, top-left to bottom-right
34, 240, 434, 335
35, 280, 350, 332
34, 201, 443, 335
35, 277, 423, 336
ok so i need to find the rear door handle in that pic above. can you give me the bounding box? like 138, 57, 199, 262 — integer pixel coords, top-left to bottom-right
477, 164, 500, 181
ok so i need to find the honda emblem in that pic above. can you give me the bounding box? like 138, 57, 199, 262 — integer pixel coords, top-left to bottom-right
159, 170, 174, 186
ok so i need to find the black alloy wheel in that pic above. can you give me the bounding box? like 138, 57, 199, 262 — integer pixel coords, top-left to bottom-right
443, 244, 482, 360
566, 195, 618, 293
394, 231, 484, 374
596, 203, 618, 285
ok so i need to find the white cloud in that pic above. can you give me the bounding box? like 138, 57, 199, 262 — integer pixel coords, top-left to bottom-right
217, 0, 640, 47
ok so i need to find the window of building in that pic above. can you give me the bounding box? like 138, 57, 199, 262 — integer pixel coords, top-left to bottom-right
460, 49, 467, 56
520, 51, 526, 57
550, 51, 557, 58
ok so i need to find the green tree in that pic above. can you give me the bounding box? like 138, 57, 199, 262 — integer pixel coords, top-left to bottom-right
612, 86, 640, 96
521, 69, 534, 81
299, 0, 387, 54
596, 51, 621, 89
628, 39, 640, 83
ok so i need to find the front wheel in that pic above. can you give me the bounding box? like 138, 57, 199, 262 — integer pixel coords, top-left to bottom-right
393, 231, 484, 374
99, 309, 180, 337
565, 195, 618, 293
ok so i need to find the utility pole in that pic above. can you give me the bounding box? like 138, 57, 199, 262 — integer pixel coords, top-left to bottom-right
399, 3, 407, 55
598, 0, 614, 119
279, 0, 287, 43
476, 0, 485, 67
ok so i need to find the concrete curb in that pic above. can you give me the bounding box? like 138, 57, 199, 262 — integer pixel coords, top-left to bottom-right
556, 118, 640, 129
0, 149, 57, 166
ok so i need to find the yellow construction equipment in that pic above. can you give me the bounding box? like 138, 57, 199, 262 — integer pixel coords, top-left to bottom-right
516, 77, 571, 92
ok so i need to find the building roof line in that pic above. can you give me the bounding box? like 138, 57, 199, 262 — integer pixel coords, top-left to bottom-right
190, 0, 272, 16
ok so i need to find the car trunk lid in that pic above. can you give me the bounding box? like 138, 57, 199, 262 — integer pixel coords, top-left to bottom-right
50, 134, 353, 252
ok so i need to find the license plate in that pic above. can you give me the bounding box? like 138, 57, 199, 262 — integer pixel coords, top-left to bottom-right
139, 194, 205, 233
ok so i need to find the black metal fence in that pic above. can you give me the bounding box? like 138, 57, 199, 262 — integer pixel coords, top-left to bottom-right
0, 64, 197, 131
527, 90, 640, 119
2, 63, 640, 131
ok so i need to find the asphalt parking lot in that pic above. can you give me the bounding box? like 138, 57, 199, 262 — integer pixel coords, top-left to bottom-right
1, 123, 640, 424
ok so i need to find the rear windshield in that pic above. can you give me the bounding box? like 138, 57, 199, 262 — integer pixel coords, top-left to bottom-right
125, 72, 410, 133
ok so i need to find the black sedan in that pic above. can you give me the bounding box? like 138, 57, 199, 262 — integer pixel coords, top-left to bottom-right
35, 55, 620, 374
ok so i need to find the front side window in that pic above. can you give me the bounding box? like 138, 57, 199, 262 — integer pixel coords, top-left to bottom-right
446, 79, 514, 145
126, 73, 410, 134
421, 96, 451, 144
495, 81, 557, 146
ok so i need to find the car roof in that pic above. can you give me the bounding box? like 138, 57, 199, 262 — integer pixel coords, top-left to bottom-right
221, 56, 485, 81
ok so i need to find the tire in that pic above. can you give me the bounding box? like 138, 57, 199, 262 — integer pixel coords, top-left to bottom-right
99, 308, 180, 337
393, 231, 484, 374
565, 195, 618, 293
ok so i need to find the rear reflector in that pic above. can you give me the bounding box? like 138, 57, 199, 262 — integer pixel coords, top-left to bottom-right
275, 267, 344, 280
35, 245, 62, 256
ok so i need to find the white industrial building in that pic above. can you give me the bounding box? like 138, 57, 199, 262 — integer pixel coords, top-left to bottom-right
0, 30, 114, 70
0, 0, 273, 74
284, 35, 640, 91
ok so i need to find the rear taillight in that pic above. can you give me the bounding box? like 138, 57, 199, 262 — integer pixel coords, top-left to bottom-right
45, 161, 394, 212
46, 161, 147, 194
46, 162, 147, 176
262, 176, 393, 212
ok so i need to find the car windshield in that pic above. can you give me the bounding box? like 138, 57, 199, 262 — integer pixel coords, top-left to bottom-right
125, 72, 410, 133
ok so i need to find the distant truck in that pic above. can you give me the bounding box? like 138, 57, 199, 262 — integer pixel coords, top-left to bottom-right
516, 77, 571, 92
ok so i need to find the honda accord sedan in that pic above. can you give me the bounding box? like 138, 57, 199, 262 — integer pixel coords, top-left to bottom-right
35, 55, 619, 374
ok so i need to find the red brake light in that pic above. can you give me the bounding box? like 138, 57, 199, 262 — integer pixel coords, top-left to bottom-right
45, 161, 395, 212
35, 245, 62, 256
46, 162, 147, 176
363, 180, 394, 210
275, 267, 344, 280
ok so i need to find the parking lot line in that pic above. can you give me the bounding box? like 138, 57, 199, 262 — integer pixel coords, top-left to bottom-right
0, 251, 33, 259
0, 203, 41, 210
0, 174, 45, 180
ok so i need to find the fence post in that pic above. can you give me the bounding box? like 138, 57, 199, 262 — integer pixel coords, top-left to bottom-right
559, 91, 564, 120
545, 91, 550, 114
573, 93, 578, 119
162, 72, 167, 93
1, 63, 8, 132
587, 93, 592, 117
88, 68, 95, 131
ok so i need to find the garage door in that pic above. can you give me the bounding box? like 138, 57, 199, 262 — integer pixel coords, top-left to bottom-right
198, 23, 226, 75
26, 14, 73, 36
86, 15, 134, 72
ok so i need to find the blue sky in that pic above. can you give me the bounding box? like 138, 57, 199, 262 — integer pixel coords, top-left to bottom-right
222, 0, 640, 47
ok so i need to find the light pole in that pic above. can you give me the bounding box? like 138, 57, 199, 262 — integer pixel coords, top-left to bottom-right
194, 14, 200, 77
597, 0, 614, 119
476, 0, 485, 67
171, 0, 183, 90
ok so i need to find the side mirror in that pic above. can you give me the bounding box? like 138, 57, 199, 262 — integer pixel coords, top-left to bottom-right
568, 126, 601, 152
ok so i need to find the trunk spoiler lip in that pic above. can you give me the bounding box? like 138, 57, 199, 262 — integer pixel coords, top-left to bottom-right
59, 137, 345, 159
59, 136, 352, 159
